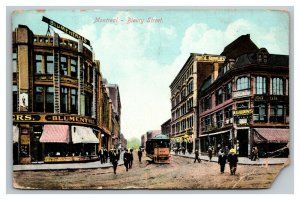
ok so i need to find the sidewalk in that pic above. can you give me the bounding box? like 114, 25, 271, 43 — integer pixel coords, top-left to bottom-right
171, 152, 289, 165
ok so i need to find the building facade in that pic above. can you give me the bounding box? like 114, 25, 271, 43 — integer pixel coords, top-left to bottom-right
161, 119, 171, 137
12, 25, 119, 164
141, 134, 147, 148
198, 37, 289, 157
170, 53, 225, 152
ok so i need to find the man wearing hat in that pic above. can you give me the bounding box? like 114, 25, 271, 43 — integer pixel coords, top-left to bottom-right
227, 148, 238, 175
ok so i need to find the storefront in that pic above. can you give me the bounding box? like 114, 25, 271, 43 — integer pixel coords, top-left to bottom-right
200, 130, 232, 154
13, 113, 100, 164
252, 128, 289, 157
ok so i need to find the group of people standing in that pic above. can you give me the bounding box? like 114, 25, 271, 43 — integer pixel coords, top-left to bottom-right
218, 148, 238, 175
123, 149, 134, 171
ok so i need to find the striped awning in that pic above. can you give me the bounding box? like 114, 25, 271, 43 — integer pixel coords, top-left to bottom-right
40, 125, 70, 143
71, 126, 99, 144
253, 128, 289, 143
13, 126, 19, 143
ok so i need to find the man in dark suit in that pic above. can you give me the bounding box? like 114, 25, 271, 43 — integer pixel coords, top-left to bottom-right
123, 149, 130, 171
227, 149, 238, 175
194, 149, 201, 163
218, 149, 227, 174
111, 150, 119, 174
138, 148, 143, 163
129, 149, 134, 169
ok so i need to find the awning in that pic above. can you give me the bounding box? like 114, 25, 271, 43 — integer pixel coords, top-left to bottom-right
71, 126, 99, 144
13, 126, 19, 143
40, 125, 70, 143
253, 128, 289, 143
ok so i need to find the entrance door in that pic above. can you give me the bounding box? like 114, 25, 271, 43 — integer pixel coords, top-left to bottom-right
31, 126, 43, 163
237, 129, 249, 157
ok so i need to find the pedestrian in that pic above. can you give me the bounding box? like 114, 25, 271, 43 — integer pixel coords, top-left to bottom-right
103, 148, 108, 163
123, 149, 130, 171
182, 146, 186, 155
194, 149, 201, 163
98, 148, 104, 164
111, 150, 119, 174
227, 148, 238, 175
208, 146, 213, 161
218, 149, 227, 174
129, 149, 134, 168
251, 146, 259, 161
138, 148, 143, 163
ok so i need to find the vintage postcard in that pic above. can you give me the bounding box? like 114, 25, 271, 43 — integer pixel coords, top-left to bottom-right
12, 9, 290, 190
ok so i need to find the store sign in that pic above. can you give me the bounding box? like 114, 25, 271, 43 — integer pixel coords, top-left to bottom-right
13, 114, 40, 121
233, 90, 251, 99
42, 16, 91, 46
233, 109, 253, 116
254, 95, 287, 102
45, 115, 96, 125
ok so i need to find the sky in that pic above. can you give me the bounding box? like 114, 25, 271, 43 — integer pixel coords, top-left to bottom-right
12, 9, 289, 140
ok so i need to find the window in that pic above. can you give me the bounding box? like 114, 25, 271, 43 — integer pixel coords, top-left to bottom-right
216, 88, 223, 105
187, 80, 193, 94
85, 92, 92, 116
181, 88, 186, 100
34, 86, 54, 112
254, 103, 267, 123
71, 58, 78, 77
272, 77, 283, 95
224, 82, 232, 100
286, 79, 289, 96
216, 110, 224, 128
224, 106, 233, 119
13, 53, 17, 73
256, 76, 267, 94
270, 104, 284, 123
45, 87, 54, 112
204, 115, 211, 131
13, 85, 18, 112
35, 54, 43, 74
60, 55, 68, 76
236, 77, 249, 91
202, 95, 211, 112
71, 88, 78, 114
61, 87, 68, 113
46, 55, 54, 74
34, 86, 44, 112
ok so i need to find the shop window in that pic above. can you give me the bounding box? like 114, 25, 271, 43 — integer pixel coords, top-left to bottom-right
71, 88, 78, 114
13, 85, 18, 112
254, 103, 267, 122
224, 82, 232, 100
46, 55, 54, 74
270, 104, 284, 123
61, 87, 68, 113
60, 55, 68, 76
236, 76, 249, 91
255, 76, 267, 94
216, 88, 223, 105
272, 77, 283, 95
35, 54, 43, 74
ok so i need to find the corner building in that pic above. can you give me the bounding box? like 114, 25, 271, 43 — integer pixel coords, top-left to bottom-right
198, 35, 289, 157
170, 53, 225, 152
12, 25, 115, 164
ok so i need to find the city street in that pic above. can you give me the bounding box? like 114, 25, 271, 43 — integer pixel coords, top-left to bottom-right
13, 151, 287, 190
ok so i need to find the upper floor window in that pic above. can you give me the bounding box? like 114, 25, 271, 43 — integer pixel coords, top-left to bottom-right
187, 80, 193, 94
224, 106, 233, 119
71, 58, 78, 78
13, 85, 18, 112
270, 104, 284, 123
35, 54, 43, 74
236, 77, 249, 91
202, 95, 211, 112
61, 87, 68, 113
13, 53, 17, 73
60, 55, 68, 76
70, 88, 78, 114
34, 86, 54, 113
256, 76, 267, 94
272, 77, 283, 95
216, 88, 223, 105
46, 55, 54, 74
254, 103, 267, 123
224, 82, 232, 100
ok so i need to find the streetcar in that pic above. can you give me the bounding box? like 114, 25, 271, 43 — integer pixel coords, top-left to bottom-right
145, 134, 171, 164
